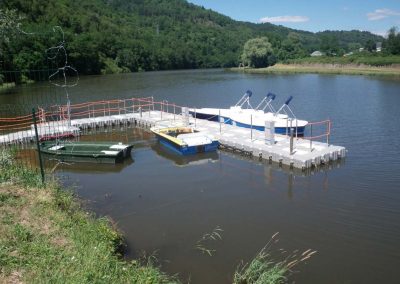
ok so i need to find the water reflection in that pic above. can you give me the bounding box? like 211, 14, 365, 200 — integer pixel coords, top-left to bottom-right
151, 143, 219, 167
5, 69, 400, 283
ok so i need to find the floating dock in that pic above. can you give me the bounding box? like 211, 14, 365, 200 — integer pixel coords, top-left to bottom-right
0, 98, 346, 169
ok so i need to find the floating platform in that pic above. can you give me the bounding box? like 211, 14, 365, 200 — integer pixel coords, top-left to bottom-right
0, 105, 346, 170
0, 121, 80, 145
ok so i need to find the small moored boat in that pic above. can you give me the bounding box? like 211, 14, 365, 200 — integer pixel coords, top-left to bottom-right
189, 91, 308, 135
40, 141, 133, 163
151, 126, 219, 155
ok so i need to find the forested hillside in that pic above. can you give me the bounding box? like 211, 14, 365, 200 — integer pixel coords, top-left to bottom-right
1, 0, 384, 74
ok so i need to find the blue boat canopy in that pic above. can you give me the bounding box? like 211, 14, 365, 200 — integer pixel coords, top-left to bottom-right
245, 90, 252, 97
267, 92, 276, 100
285, 96, 293, 105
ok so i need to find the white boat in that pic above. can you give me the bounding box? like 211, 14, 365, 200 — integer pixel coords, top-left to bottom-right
189, 91, 308, 135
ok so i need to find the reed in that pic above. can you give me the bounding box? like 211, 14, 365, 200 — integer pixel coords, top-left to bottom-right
195, 226, 223, 256
233, 232, 316, 284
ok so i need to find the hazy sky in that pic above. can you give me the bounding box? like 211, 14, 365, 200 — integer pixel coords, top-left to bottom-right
187, 0, 400, 36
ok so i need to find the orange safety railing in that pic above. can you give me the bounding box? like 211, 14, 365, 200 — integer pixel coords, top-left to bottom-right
0, 97, 191, 134
302, 119, 331, 150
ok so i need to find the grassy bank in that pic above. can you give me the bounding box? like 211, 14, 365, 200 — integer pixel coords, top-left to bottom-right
230, 63, 400, 77
0, 148, 315, 283
285, 54, 400, 66
0, 149, 177, 284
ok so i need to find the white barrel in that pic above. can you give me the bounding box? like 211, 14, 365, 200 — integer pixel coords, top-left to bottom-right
265, 120, 275, 145
182, 107, 190, 126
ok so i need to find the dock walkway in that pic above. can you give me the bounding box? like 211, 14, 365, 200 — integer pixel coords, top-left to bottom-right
0, 103, 346, 170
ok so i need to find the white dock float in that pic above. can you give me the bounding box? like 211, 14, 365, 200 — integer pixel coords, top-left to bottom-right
0, 121, 80, 145
0, 109, 346, 170
105, 110, 346, 170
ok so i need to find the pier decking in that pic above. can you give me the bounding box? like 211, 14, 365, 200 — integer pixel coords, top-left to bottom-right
0, 98, 346, 169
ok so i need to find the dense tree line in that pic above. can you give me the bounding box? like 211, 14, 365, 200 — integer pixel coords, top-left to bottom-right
0, 0, 386, 75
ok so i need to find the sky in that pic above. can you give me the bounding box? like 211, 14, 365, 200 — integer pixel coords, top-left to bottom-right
187, 0, 400, 36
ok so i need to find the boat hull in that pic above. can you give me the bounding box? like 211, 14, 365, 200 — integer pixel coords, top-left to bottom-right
189, 111, 232, 124
233, 120, 306, 136
191, 109, 306, 136
156, 133, 219, 155
39, 141, 133, 163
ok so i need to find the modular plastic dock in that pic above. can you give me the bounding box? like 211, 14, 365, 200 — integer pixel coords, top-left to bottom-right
0, 98, 346, 170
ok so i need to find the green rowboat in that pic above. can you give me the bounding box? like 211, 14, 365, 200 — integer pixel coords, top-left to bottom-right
40, 141, 133, 163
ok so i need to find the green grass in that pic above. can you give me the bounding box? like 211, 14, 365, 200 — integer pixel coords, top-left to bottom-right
0, 148, 178, 284
284, 54, 400, 66
233, 233, 317, 284
230, 54, 400, 77
231, 63, 400, 77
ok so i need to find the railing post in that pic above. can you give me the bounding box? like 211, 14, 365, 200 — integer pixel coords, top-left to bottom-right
290, 128, 294, 155
326, 120, 330, 146
32, 108, 45, 184
195, 108, 197, 128
173, 104, 176, 121
310, 124, 313, 151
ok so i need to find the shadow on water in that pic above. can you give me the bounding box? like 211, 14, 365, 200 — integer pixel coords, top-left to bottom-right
151, 143, 219, 167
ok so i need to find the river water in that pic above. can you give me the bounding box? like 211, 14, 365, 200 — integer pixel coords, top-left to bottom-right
4, 69, 400, 283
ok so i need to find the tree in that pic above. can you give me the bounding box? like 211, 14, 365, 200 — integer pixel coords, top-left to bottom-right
320, 34, 340, 55
384, 27, 400, 55
365, 39, 376, 52
0, 9, 22, 57
241, 37, 275, 68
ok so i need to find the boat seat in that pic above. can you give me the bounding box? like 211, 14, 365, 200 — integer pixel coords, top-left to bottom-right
49, 145, 65, 151
101, 150, 120, 155
177, 133, 214, 147
109, 144, 128, 150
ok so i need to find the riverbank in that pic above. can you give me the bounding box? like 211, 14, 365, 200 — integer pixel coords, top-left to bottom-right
229, 63, 400, 77
0, 150, 176, 283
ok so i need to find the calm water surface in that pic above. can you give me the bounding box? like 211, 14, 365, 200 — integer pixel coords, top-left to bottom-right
6, 70, 400, 283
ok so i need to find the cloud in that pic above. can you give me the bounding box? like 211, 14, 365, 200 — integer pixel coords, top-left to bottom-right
367, 8, 400, 21
259, 15, 309, 23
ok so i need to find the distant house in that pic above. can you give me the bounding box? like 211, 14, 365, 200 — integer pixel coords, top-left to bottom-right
310, 51, 323, 57
344, 52, 354, 57
376, 42, 382, 52
359, 47, 364, 52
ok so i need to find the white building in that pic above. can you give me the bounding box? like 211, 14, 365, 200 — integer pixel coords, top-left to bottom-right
376, 42, 382, 52
310, 51, 323, 57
